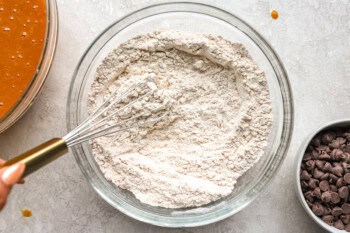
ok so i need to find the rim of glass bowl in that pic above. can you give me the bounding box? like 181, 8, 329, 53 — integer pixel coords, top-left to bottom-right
67, 2, 294, 227
0, 0, 59, 133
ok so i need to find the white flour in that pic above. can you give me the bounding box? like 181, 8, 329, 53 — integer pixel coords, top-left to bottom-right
88, 31, 272, 208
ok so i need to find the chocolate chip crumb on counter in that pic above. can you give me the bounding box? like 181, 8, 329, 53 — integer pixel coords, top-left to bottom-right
301, 127, 350, 231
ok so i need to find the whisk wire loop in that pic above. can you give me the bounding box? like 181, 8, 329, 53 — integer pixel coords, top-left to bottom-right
64, 83, 142, 141
63, 81, 166, 146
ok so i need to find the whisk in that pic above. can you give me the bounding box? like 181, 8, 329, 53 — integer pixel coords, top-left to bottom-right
2, 81, 168, 178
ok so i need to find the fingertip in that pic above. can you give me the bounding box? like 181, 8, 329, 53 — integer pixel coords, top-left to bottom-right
0, 159, 5, 166
1, 163, 26, 186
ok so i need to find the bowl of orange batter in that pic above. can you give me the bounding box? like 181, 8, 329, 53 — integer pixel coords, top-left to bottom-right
0, 0, 58, 133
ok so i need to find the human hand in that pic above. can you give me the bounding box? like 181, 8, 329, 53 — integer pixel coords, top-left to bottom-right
0, 159, 25, 210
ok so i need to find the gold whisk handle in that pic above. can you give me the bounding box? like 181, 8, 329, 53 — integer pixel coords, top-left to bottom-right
3, 138, 68, 178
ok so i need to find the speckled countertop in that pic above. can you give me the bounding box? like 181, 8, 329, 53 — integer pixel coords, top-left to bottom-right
1, 0, 350, 232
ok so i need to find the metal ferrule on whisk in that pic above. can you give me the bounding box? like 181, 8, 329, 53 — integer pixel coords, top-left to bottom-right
3, 138, 68, 178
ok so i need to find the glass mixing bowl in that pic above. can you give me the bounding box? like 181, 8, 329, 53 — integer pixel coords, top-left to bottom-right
67, 2, 293, 227
0, 0, 58, 133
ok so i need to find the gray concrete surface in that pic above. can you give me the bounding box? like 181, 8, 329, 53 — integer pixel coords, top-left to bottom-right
1, 0, 350, 232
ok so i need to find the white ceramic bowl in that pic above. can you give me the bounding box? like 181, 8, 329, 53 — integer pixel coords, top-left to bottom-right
295, 119, 350, 233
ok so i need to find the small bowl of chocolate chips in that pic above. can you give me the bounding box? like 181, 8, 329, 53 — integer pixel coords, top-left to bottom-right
296, 120, 350, 232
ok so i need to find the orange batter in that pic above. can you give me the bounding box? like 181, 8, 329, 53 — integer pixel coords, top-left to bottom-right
271, 10, 279, 20
0, 0, 46, 119
21, 208, 32, 217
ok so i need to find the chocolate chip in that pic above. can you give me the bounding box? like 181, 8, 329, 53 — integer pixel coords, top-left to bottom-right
313, 187, 322, 199
320, 173, 329, 180
305, 191, 314, 202
332, 207, 344, 217
333, 162, 342, 167
322, 215, 334, 225
331, 138, 346, 149
343, 192, 350, 203
343, 145, 350, 153
312, 203, 324, 216
342, 203, 350, 214
311, 136, 321, 147
306, 200, 313, 208
338, 137, 347, 145
345, 223, 350, 232
300, 170, 311, 181
319, 151, 331, 160
344, 173, 350, 184
309, 178, 319, 189
345, 153, 350, 163
330, 185, 338, 192
303, 153, 312, 161
311, 150, 320, 159
336, 177, 346, 188
339, 186, 349, 199
330, 140, 342, 149
343, 132, 350, 139
331, 149, 344, 160
306, 145, 314, 153
313, 168, 325, 179
340, 154, 348, 161
323, 206, 332, 216
305, 160, 315, 172
335, 219, 345, 230
341, 144, 347, 151
331, 192, 341, 204
319, 180, 330, 192
332, 166, 344, 177
321, 191, 331, 203
301, 180, 309, 190
341, 215, 350, 225
329, 174, 338, 184
317, 145, 331, 153
315, 160, 325, 169
322, 132, 336, 145
343, 162, 350, 170
322, 162, 332, 172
